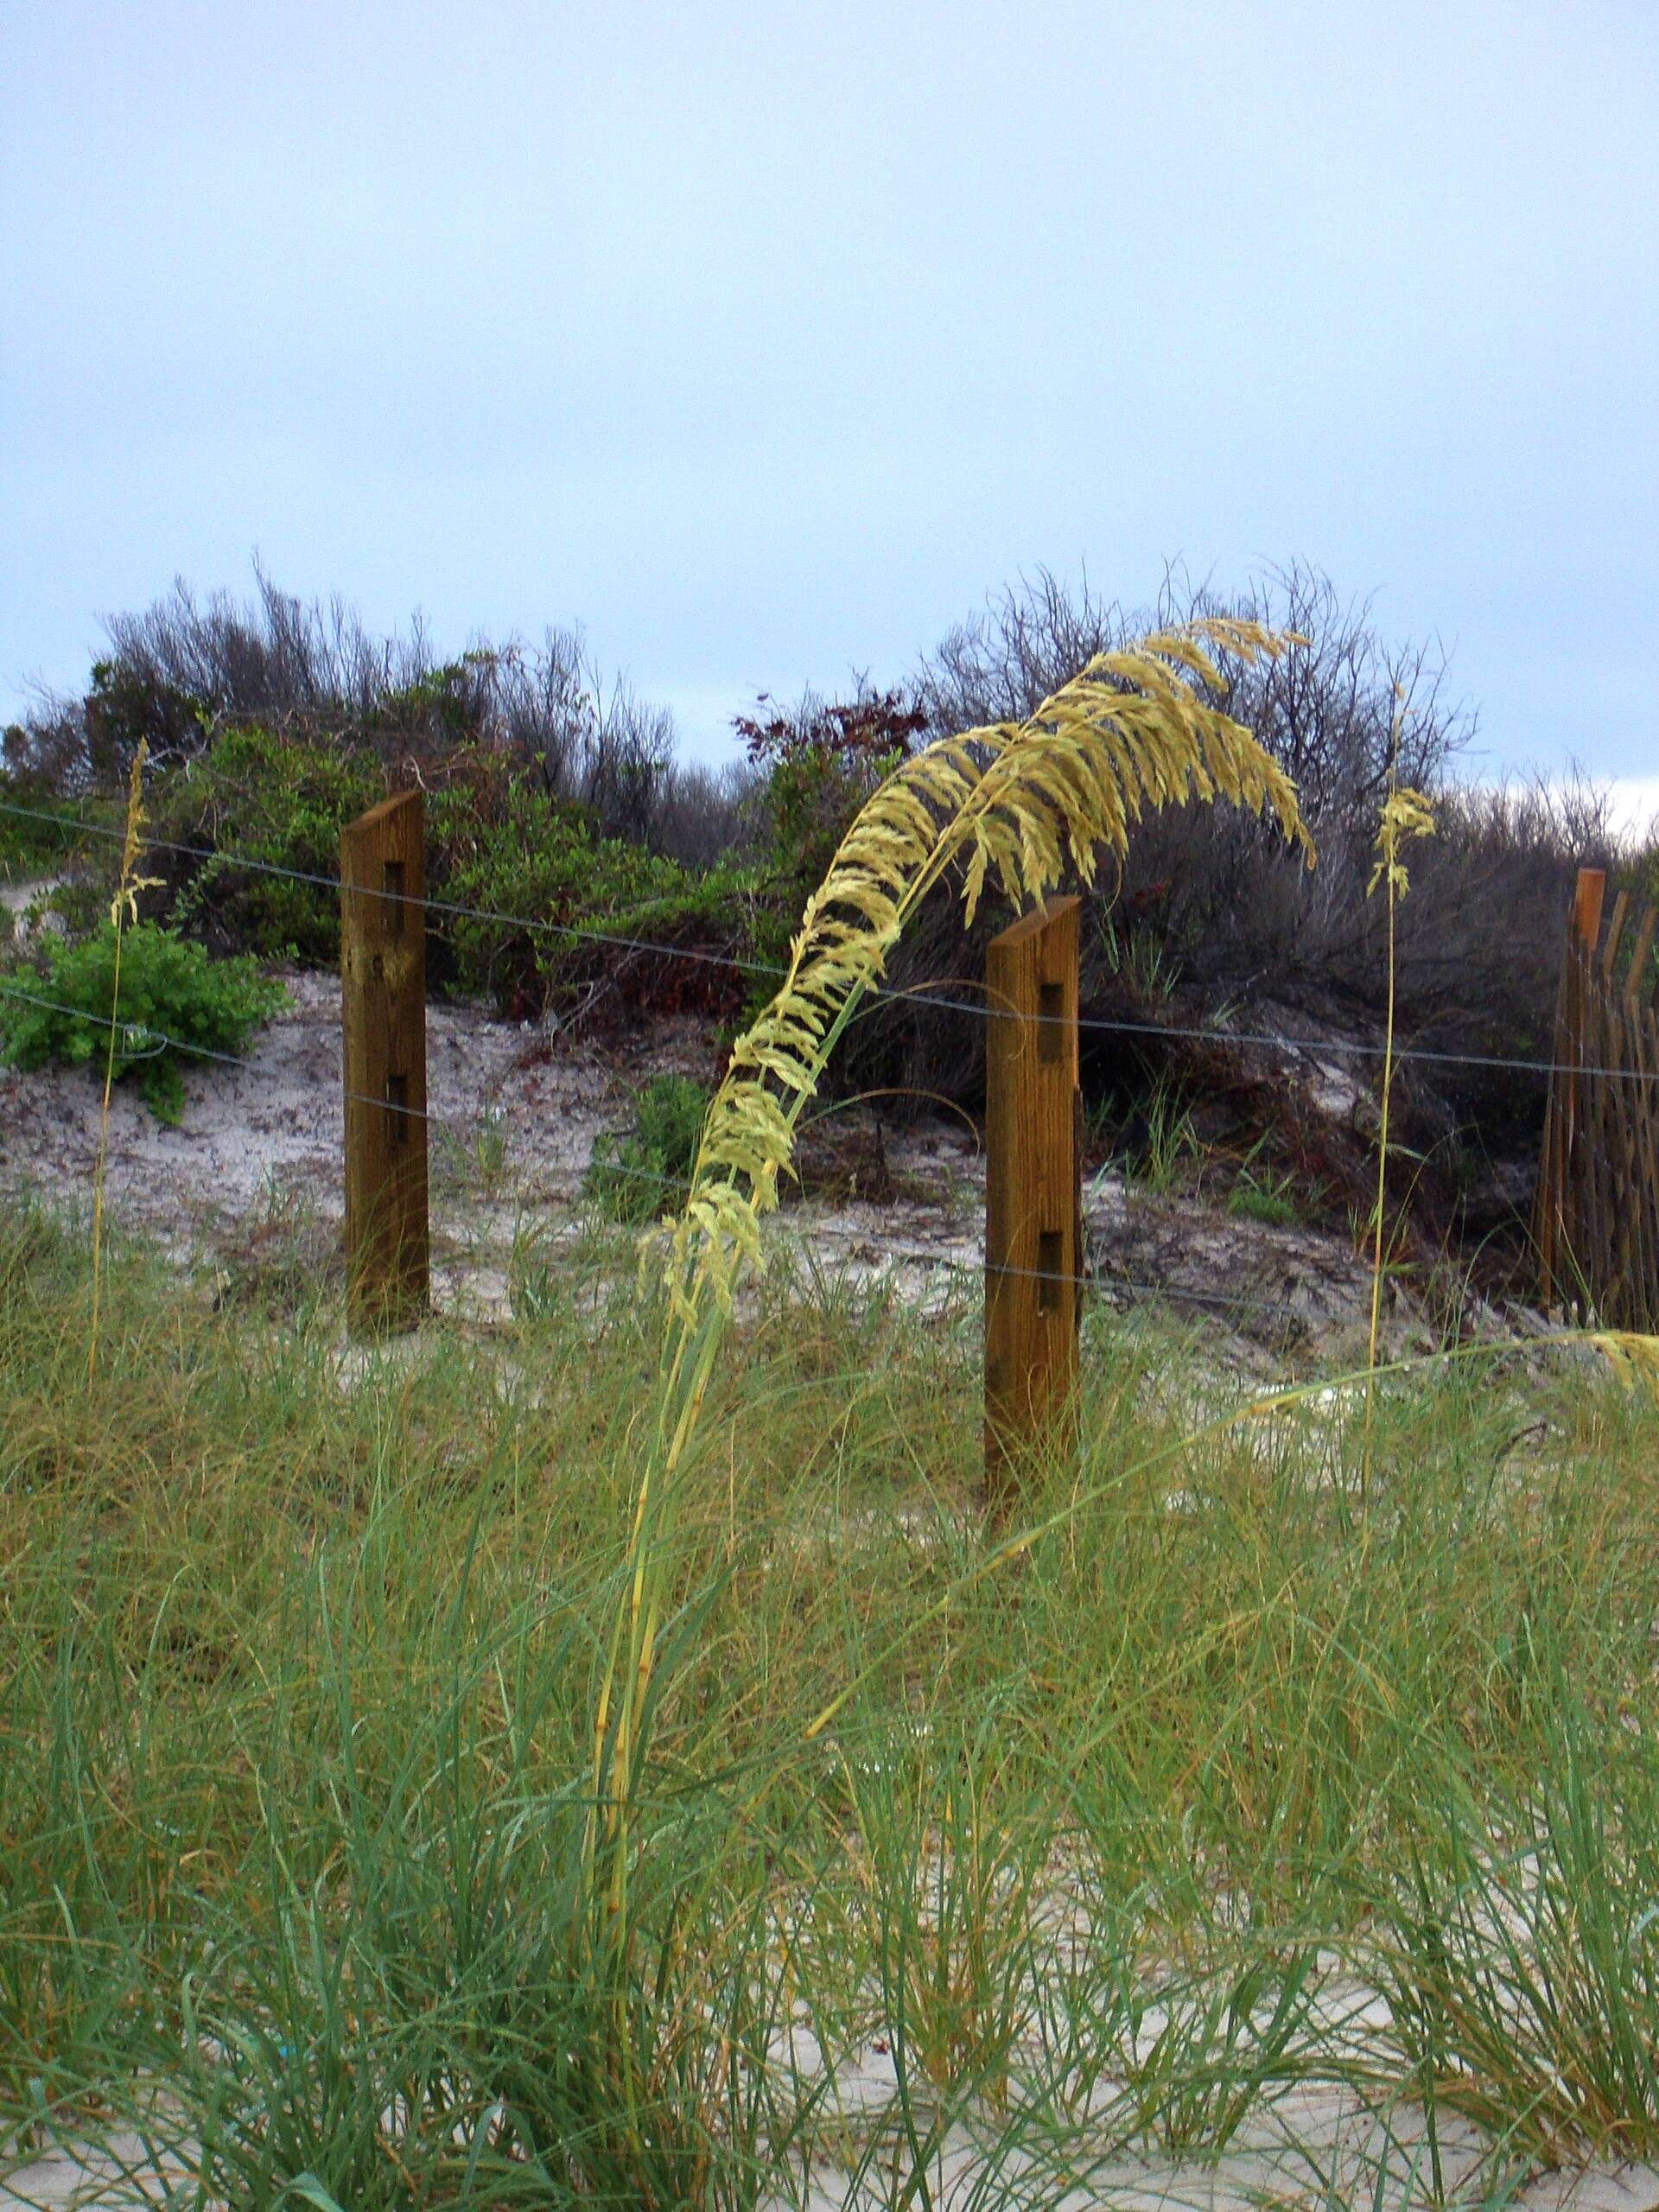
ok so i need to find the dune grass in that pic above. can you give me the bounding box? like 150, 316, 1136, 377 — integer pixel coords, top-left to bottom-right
5, 1197, 1659, 2207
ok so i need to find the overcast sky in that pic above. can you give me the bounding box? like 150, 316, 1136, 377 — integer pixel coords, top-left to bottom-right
3, 0, 1656, 785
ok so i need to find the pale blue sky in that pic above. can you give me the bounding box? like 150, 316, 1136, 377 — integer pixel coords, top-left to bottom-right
3, 1, 1656, 777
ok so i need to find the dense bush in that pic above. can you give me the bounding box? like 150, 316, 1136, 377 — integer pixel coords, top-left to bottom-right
735, 687, 926, 901
826, 563, 1597, 1139
423, 753, 756, 1018
152, 723, 382, 963
40, 726, 766, 1025
7, 569, 683, 845
0, 923, 288, 1122
0, 766, 99, 882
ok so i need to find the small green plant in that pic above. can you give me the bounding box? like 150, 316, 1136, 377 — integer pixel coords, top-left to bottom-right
505, 1211, 560, 1321
1228, 1137, 1300, 1227
436, 1103, 510, 1195
1101, 909, 1181, 1003
1228, 1173, 1299, 1228
583, 1072, 710, 1224
1131, 1075, 1202, 1195
0, 922, 287, 1123
469, 1103, 508, 1185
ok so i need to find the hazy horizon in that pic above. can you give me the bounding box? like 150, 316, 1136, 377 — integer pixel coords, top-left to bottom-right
4, 3, 1656, 784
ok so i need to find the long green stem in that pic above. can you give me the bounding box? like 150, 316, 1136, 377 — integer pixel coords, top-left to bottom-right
1362, 841, 1399, 1503
88, 744, 152, 1382
1361, 732, 1433, 1508
86, 920, 125, 1382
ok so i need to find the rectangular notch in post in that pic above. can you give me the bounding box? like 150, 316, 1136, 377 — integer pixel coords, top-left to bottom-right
1038, 981, 1064, 1064
1037, 1228, 1063, 1310
384, 859, 405, 938
385, 1072, 409, 1147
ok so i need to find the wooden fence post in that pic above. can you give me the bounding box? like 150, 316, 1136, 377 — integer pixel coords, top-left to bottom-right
1535, 865, 1605, 1306
341, 791, 429, 1334
985, 896, 1083, 1506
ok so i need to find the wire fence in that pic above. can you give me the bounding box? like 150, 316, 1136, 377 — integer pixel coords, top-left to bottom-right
0, 791, 1589, 1332
0, 967, 1440, 1335
0, 791, 1637, 1084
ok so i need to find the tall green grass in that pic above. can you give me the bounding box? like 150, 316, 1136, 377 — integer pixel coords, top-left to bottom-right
6, 1201, 1659, 2203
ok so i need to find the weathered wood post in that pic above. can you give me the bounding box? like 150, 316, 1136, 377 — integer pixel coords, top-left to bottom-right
1535, 865, 1605, 1306
341, 791, 429, 1334
984, 896, 1083, 1506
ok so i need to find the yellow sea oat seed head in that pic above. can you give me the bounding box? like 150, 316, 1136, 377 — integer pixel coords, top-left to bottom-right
1368, 786, 1436, 900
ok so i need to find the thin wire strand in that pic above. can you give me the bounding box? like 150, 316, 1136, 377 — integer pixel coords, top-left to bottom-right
0, 797, 781, 977
0, 794, 1641, 1082
0, 979, 1424, 1329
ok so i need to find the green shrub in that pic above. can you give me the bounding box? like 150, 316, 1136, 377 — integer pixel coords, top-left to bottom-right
35, 875, 112, 943
0, 924, 288, 1123
156, 724, 383, 962
584, 1073, 710, 1224
83, 657, 207, 779
737, 689, 924, 912
426, 760, 757, 1016
130, 731, 760, 1020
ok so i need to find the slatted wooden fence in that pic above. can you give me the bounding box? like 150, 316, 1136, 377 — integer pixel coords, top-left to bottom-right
1534, 868, 1659, 1327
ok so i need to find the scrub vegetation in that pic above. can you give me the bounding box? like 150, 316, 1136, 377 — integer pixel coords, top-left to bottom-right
0, 921, 287, 1123
2, 560, 1644, 1143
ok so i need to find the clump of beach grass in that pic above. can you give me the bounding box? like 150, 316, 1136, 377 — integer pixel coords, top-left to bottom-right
9, 1124, 1659, 2202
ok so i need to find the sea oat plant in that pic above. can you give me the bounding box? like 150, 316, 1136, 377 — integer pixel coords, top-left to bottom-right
582, 623, 1316, 2152
87, 741, 162, 1376
1362, 753, 1435, 1496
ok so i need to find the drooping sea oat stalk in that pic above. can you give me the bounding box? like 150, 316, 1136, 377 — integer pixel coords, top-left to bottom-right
587, 622, 1317, 1949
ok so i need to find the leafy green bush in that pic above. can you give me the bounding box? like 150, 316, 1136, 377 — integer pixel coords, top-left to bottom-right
156, 724, 383, 963
426, 758, 756, 1016
583, 1073, 709, 1224
0, 924, 288, 1123
131, 731, 760, 1021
